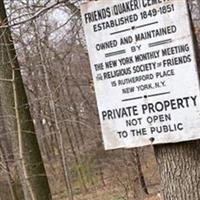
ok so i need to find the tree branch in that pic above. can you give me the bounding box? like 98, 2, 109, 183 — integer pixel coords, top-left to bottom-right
0, 0, 75, 28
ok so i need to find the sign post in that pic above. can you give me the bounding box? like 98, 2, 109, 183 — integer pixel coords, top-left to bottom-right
81, 0, 200, 150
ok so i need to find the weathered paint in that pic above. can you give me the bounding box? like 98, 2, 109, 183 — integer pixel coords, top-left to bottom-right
81, 0, 200, 150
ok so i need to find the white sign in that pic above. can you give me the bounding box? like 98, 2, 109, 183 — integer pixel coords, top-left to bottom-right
81, 0, 200, 150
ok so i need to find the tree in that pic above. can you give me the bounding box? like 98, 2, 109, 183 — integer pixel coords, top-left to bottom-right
154, 141, 200, 200
0, 0, 52, 199
154, 2, 200, 199
0, 1, 153, 199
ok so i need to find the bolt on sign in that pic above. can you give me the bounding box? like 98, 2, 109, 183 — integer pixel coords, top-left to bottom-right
81, 0, 200, 150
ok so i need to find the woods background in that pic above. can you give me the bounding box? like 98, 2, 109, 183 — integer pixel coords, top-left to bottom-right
0, 0, 200, 200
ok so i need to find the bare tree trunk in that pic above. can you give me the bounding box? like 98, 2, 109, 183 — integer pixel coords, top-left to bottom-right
135, 149, 148, 195
0, 1, 52, 199
154, 141, 200, 200
95, 149, 106, 187
130, 149, 148, 199
31, 19, 74, 200
0, 143, 19, 200
59, 109, 88, 193
154, 1, 200, 200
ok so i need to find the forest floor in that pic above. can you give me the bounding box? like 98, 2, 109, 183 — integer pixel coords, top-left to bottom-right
50, 146, 161, 200
0, 147, 161, 200
71, 182, 162, 200
74, 187, 162, 200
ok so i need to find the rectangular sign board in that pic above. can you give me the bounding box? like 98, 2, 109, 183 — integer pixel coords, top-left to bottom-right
81, 0, 200, 150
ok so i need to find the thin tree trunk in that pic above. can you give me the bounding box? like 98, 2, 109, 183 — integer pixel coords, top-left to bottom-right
130, 149, 148, 199
135, 149, 148, 195
0, 1, 52, 199
31, 19, 74, 200
0, 143, 18, 200
60, 109, 88, 193
96, 152, 106, 187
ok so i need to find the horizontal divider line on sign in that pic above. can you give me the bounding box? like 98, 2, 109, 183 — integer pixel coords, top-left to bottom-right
149, 39, 172, 47
122, 96, 143, 102
122, 91, 170, 102
110, 21, 158, 35
110, 28, 131, 35
134, 21, 159, 29
105, 49, 126, 57
147, 91, 171, 98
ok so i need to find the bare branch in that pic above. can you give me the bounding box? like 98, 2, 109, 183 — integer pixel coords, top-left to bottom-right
0, 0, 78, 28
